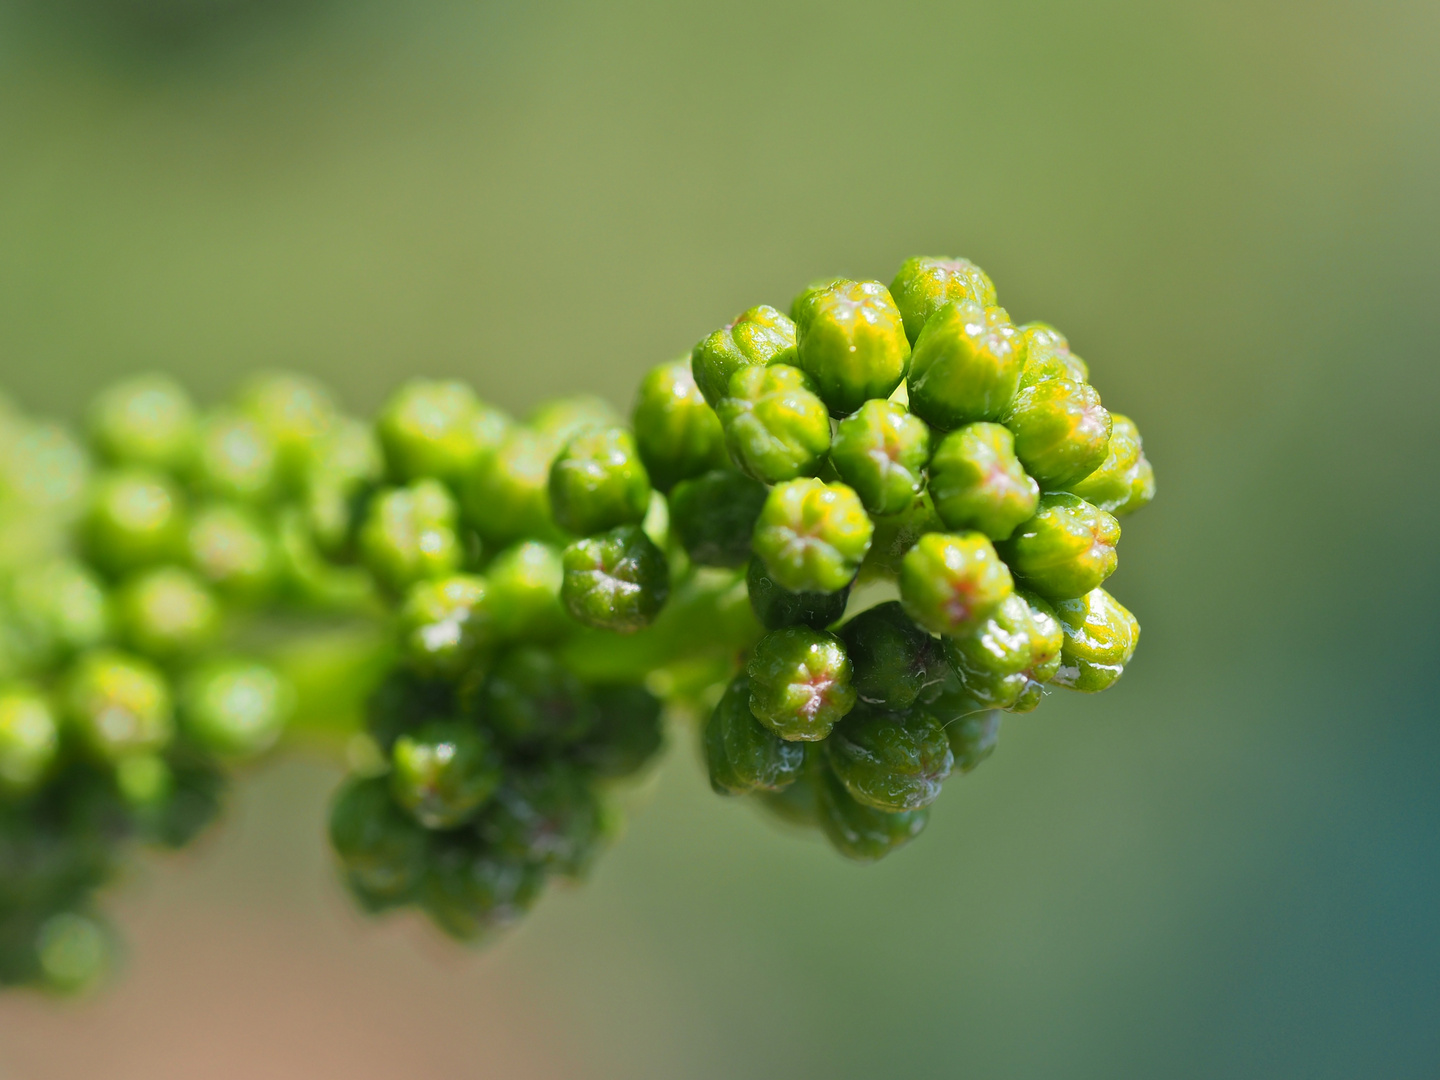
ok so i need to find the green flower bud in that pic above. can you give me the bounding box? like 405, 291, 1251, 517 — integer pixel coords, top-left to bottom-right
793, 280, 911, 416
814, 758, 928, 863
179, 658, 294, 759
573, 683, 664, 779
528, 395, 621, 452
997, 492, 1119, 600
329, 775, 429, 900
889, 256, 998, 345
1066, 413, 1155, 518
115, 567, 219, 660
63, 650, 173, 762
631, 359, 729, 492
486, 541, 569, 643
899, 531, 1013, 637
945, 709, 1001, 774
753, 764, 820, 828
548, 427, 652, 536
838, 601, 943, 711
309, 414, 385, 488
751, 478, 873, 594
1051, 587, 1140, 693
927, 422, 1040, 541
35, 912, 113, 995
462, 429, 559, 549
941, 592, 1044, 713
788, 279, 844, 323
1005, 378, 1112, 489
397, 574, 494, 679
8, 559, 110, 662
274, 506, 377, 612
191, 411, 278, 503
420, 836, 542, 940
829, 400, 932, 516
691, 305, 798, 407
1018, 324, 1090, 388
87, 374, 197, 472
83, 468, 187, 576
116, 751, 173, 809
358, 479, 463, 594
376, 379, 510, 485
365, 669, 454, 754
746, 627, 856, 742
560, 524, 670, 633
825, 702, 953, 812
236, 371, 337, 485
857, 490, 945, 583
479, 647, 597, 748
188, 503, 278, 598
745, 555, 850, 631
142, 759, 224, 849
670, 470, 768, 569
1117, 454, 1156, 517
300, 480, 367, 562
907, 301, 1025, 429
479, 763, 607, 879
391, 720, 501, 830
0, 686, 59, 797
1008, 590, 1064, 713
716, 364, 831, 484
704, 674, 805, 795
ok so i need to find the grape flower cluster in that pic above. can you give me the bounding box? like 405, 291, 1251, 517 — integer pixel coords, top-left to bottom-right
0, 252, 1153, 994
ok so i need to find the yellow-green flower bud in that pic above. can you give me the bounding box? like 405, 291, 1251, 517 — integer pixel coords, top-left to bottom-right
86, 374, 197, 472
927, 422, 1039, 541
376, 379, 509, 485
83, 468, 187, 576
63, 649, 174, 762
899, 531, 1013, 637
1004, 378, 1112, 489
548, 427, 653, 536
998, 492, 1119, 600
188, 503, 278, 598
907, 301, 1025, 429
115, 566, 220, 659
0, 685, 59, 797
794, 280, 911, 416
631, 359, 729, 492
751, 478, 874, 594
1051, 587, 1140, 693
191, 410, 278, 503
716, 364, 832, 484
180, 658, 294, 759
829, 400, 932, 516
889, 256, 997, 345
1017, 324, 1089, 388
359, 479, 464, 594
691, 305, 798, 407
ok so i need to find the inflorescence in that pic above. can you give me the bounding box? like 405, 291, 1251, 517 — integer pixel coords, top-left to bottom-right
0, 254, 1153, 993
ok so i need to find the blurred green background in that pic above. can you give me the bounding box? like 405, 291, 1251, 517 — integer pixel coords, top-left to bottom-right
1, 0, 1437, 1076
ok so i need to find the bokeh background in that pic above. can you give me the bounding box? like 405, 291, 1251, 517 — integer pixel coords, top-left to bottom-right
1, 0, 1438, 1076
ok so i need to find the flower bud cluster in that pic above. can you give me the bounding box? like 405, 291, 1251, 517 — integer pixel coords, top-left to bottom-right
669, 257, 1153, 861
0, 251, 1156, 991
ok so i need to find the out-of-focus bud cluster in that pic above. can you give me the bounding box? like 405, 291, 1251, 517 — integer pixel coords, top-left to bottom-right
0, 374, 324, 994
